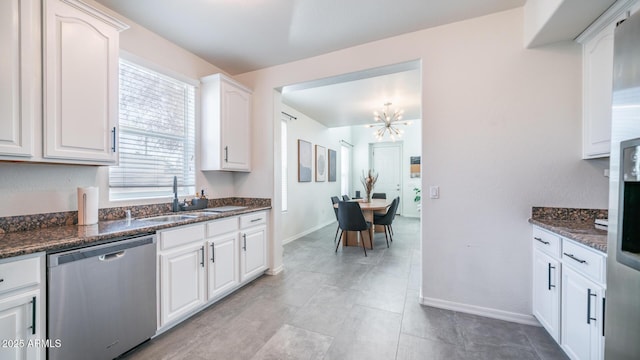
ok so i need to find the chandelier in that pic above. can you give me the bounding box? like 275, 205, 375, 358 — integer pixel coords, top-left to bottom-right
365, 102, 412, 141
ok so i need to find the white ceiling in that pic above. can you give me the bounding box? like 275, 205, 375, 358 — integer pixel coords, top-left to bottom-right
281, 61, 421, 127
95, 0, 525, 75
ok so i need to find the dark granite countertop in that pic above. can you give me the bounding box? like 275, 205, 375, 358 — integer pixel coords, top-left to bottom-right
529, 218, 607, 254
0, 206, 270, 259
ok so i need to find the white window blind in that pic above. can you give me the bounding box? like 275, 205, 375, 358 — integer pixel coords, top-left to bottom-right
109, 59, 196, 200
281, 118, 288, 212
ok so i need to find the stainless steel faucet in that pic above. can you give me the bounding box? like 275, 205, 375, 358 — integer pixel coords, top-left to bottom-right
172, 176, 180, 212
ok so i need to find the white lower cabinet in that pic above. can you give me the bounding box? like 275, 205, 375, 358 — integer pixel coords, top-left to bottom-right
205, 217, 240, 301
158, 211, 269, 331
157, 224, 206, 328
0, 253, 45, 360
532, 249, 561, 341
240, 212, 268, 282
531, 226, 606, 360
561, 266, 604, 360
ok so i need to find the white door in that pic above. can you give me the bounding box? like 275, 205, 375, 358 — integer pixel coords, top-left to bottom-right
220, 80, 251, 170
240, 226, 267, 282
0, 0, 35, 158
561, 266, 604, 360
43, 0, 120, 164
0, 291, 41, 360
160, 243, 206, 327
532, 249, 560, 341
370, 143, 402, 207
207, 233, 239, 300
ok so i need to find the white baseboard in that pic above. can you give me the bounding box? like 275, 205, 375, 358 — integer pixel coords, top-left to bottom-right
282, 220, 335, 245
266, 265, 284, 275
419, 295, 540, 326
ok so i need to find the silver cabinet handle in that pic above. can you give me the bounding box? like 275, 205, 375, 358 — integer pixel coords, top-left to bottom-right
548, 263, 556, 290
534, 237, 550, 245
587, 289, 597, 324
30, 297, 36, 335
200, 246, 205, 267
242, 233, 247, 251
224, 146, 228, 162
111, 127, 117, 152
210, 243, 215, 263
564, 252, 587, 264
250, 218, 262, 223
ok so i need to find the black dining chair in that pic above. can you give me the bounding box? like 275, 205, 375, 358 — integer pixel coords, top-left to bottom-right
331, 196, 341, 242
371, 193, 386, 199
373, 197, 399, 246
342, 195, 350, 201
336, 201, 371, 256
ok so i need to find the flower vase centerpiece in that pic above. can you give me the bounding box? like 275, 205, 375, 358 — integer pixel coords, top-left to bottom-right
361, 169, 378, 203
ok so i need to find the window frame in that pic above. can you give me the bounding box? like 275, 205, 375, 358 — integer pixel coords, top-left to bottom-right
109, 54, 198, 201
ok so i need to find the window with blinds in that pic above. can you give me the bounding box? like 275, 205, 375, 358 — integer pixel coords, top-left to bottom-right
109, 59, 196, 200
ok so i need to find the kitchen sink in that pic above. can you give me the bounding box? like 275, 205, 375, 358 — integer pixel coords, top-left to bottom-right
138, 214, 199, 223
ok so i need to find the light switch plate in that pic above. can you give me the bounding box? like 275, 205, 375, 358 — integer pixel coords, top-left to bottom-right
429, 186, 439, 199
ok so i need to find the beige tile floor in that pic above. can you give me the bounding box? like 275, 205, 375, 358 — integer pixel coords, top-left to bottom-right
123, 216, 567, 360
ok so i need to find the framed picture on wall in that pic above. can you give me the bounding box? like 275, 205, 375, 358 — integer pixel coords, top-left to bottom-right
315, 145, 326, 182
298, 140, 312, 182
328, 149, 337, 182
410, 156, 421, 178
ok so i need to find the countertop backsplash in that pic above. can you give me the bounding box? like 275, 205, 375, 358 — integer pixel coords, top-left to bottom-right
0, 197, 271, 234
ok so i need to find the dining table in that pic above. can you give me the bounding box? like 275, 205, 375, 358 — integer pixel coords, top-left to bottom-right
334, 198, 393, 249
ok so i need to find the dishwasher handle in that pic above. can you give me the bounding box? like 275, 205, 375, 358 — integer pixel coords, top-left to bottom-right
99, 251, 125, 261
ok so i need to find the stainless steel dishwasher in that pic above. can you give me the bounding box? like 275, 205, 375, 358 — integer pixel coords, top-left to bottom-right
47, 233, 157, 360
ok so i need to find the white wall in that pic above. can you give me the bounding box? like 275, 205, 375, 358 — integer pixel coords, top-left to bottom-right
349, 119, 422, 218
0, 0, 236, 217
280, 104, 350, 243
236, 8, 609, 322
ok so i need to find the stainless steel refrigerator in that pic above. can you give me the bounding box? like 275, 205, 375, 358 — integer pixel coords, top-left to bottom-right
605, 8, 640, 360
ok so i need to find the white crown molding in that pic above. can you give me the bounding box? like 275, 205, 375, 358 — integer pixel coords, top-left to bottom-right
61, 0, 129, 31
576, 0, 637, 42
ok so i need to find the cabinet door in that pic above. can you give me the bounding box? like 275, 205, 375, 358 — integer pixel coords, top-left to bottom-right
220, 80, 251, 171
0, 290, 42, 360
561, 266, 604, 360
43, 0, 124, 164
159, 243, 206, 327
240, 225, 267, 282
207, 233, 239, 300
582, 22, 615, 159
0, 0, 36, 158
532, 249, 561, 341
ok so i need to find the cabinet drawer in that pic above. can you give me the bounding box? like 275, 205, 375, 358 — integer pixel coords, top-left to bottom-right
0, 256, 41, 295
206, 217, 238, 237
533, 227, 561, 258
240, 211, 267, 229
562, 239, 605, 284
159, 224, 205, 251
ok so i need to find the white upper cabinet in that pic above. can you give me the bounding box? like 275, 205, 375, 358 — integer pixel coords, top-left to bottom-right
43, 0, 127, 164
0, 0, 37, 158
578, 1, 637, 159
581, 23, 616, 159
201, 74, 252, 172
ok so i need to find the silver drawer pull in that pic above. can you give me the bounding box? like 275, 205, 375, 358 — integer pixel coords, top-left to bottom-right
250, 218, 262, 223
0, 278, 4, 283
564, 252, 587, 264
534, 237, 550, 245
